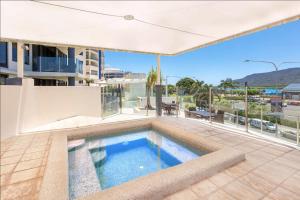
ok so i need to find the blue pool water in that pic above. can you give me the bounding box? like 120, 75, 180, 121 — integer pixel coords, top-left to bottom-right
68, 129, 206, 199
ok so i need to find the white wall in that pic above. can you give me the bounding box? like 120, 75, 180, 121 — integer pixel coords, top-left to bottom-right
0, 85, 22, 139
1, 79, 101, 140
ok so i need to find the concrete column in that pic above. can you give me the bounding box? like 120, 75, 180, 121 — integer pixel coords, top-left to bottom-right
156, 55, 161, 85
100, 49, 105, 80
17, 42, 24, 78
68, 47, 76, 73
156, 55, 162, 116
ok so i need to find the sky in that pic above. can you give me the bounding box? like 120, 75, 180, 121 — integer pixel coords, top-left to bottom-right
104, 20, 300, 85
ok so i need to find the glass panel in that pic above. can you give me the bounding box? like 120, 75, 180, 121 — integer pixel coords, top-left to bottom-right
12, 42, 17, 62
177, 83, 211, 120
76, 59, 83, 74
238, 86, 298, 145
0, 42, 8, 67
101, 84, 121, 118
24, 44, 29, 64
212, 86, 246, 129
121, 81, 152, 116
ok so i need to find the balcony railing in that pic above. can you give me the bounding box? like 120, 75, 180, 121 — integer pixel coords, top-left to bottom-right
33, 57, 83, 74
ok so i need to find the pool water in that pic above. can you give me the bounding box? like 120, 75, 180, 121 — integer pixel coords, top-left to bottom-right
68, 129, 205, 199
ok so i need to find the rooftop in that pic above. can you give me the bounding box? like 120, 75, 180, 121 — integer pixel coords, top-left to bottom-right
283, 83, 300, 92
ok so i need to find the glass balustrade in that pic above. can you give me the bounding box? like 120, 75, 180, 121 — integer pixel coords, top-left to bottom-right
32, 57, 83, 74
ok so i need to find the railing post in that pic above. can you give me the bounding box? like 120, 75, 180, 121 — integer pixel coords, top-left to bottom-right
176, 86, 179, 118
236, 109, 239, 127
245, 82, 248, 132
39, 56, 42, 72
261, 103, 263, 133
297, 116, 299, 145
209, 87, 212, 124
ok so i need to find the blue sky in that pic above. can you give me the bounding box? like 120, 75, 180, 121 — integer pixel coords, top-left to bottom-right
104, 20, 300, 85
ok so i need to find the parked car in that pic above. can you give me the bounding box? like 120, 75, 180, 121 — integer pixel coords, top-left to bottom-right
250, 118, 277, 133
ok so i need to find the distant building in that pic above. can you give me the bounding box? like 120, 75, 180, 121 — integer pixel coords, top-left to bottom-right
283, 83, 300, 101
124, 72, 146, 79
103, 67, 124, 79
85, 49, 105, 81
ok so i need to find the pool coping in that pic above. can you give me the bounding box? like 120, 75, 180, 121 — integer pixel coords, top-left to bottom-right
39, 118, 245, 200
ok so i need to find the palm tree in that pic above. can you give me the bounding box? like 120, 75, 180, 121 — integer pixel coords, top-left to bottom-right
145, 68, 157, 109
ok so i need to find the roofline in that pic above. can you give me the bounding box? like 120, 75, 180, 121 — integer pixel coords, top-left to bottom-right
1, 14, 299, 56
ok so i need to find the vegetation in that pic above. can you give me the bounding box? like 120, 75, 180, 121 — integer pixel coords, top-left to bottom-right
219, 78, 238, 89
162, 84, 176, 96
176, 77, 195, 94
145, 68, 157, 109
176, 77, 215, 109
84, 78, 94, 86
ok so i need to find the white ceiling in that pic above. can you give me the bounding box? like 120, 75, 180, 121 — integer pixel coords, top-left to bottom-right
1, 1, 300, 55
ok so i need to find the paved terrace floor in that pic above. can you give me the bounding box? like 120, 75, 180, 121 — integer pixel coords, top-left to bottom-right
1, 117, 300, 200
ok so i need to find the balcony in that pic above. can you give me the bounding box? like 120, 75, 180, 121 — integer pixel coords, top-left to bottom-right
33, 57, 83, 74
86, 60, 98, 68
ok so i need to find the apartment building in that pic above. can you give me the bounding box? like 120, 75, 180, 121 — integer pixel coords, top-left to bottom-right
85, 48, 104, 81
0, 41, 103, 86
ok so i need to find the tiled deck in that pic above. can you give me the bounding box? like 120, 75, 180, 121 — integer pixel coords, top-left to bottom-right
1, 117, 299, 200
162, 118, 300, 200
1, 133, 51, 200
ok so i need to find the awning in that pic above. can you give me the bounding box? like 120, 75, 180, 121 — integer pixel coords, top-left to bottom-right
1, 1, 300, 55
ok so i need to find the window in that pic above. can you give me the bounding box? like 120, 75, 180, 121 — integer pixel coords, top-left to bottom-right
12, 43, 17, 62
0, 42, 8, 67
24, 44, 29, 64
91, 70, 98, 75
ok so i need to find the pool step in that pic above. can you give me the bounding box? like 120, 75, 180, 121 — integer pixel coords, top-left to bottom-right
90, 148, 107, 164
88, 140, 104, 150
69, 143, 101, 200
68, 139, 85, 151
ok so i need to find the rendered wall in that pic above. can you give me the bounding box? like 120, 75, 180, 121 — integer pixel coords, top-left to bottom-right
0, 85, 22, 139
0, 79, 101, 140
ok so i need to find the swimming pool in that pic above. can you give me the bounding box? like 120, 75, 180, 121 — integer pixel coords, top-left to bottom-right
68, 129, 206, 199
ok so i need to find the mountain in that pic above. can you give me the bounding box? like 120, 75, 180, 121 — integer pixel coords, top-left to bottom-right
234, 68, 300, 87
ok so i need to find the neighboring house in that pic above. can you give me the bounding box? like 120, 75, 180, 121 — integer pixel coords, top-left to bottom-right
0, 41, 103, 86
283, 83, 300, 101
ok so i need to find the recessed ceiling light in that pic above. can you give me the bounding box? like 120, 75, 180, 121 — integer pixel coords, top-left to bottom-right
124, 15, 134, 20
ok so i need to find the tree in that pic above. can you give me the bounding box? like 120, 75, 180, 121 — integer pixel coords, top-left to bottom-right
219, 78, 238, 89
84, 78, 94, 86
176, 77, 195, 94
145, 68, 157, 109
162, 84, 176, 96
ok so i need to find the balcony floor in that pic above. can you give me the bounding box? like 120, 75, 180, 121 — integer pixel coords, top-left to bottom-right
1, 117, 299, 200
